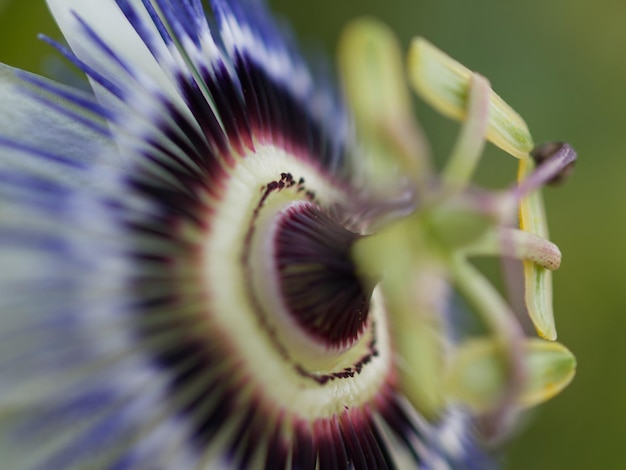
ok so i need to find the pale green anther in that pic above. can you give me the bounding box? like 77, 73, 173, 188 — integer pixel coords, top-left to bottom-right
407, 37, 534, 159
522, 338, 576, 407
338, 19, 431, 189
446, 338, 576, 412
339, 19, 412, 134
518, 157, 557, 340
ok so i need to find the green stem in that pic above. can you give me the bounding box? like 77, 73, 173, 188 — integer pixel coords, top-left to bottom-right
443, 73, 491, 187
449, 256, 526, 439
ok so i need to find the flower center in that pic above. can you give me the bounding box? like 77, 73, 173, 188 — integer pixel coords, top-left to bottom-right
195, 145, 392, 419
272, 202, 373, 349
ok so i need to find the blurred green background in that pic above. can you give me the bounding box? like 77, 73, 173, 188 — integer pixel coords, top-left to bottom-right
0, 0, 619, 468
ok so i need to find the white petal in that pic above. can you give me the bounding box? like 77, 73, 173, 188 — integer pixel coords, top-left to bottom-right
45, 0, 186, 114
0, 63, 120, 184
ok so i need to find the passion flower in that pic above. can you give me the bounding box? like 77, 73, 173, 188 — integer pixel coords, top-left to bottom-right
0, 1, 576, 469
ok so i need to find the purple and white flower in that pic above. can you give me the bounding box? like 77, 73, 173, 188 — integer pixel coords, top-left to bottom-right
0, 1, 576, 469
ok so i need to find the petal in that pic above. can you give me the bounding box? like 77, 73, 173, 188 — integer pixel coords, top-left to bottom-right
0, 63, 119, 185
45, 0, 187, 115
211, 0, 349, 169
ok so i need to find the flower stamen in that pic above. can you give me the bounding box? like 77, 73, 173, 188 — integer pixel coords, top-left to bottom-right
348, 30, 577, 433
514, 142, 577, 199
